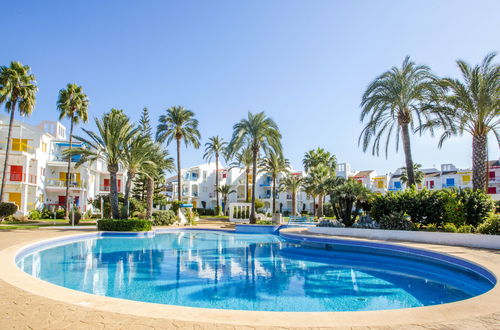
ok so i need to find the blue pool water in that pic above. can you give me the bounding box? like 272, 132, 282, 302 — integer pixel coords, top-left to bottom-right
16, 230, 495, 312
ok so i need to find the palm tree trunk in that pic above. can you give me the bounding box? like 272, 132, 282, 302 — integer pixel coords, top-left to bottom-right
472, 134, 487, 191
108, 164, 120, 219
124, 170, 135, 218
0, 104, 16, 201
245, 168, 250, 202
146, 177, 154, 219
176, 137, 182, 202
317, 193, 324, 217
312, 196, 316, 218
64, 117, 74, 220
215, 153, 220, 214
292, 189, 296, 216
272, 176, 276, 214
250, 146, 258, 224
401, 123, 415, 186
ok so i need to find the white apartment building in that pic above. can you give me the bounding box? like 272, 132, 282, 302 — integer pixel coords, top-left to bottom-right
168, 162, 314, 214
0, 115, 126, 215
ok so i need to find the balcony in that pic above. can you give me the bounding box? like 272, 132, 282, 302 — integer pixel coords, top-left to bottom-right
0, 172, 37, 184
0, 140, 35, 154
489, 177, 500, 183
46, 178, 83, 189
259, 194, 271, 199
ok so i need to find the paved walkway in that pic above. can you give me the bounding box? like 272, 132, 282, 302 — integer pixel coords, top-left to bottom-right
0, 226, 499, 329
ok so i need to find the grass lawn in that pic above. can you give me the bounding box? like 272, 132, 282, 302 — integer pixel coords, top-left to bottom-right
200, 215, 229, 219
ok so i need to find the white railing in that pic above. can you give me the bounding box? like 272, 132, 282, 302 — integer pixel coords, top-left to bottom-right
229, 202, 251, 223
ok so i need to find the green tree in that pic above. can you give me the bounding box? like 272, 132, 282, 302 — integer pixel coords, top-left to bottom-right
122, 135, 156, 218
227, 112, 282, 223
400, 163, 424, 187
0, 62, 38, 201
422, 53, 499, 191
216, 184, 236, 215
302, 148, 337, 217
280, 174, 303, 216
139, 107, 152, 139
328, 179, 371, 227
156, 106, 200, 202
56, 83, 89, 220
228, 146, 253, 202
359, 56, 437, 186
203, 136, 227, 214
259, 152, 289, 214
67, 109, 137, 219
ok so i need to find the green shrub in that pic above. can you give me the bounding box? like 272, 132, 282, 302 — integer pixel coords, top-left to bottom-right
0, 202, 18, 222
55, 209, 66, 219
425, 223, 438, 232
457, 224, 474, 233
169, 201, 182, 215
454, 189, 494, 227
152, 210, 177, 225
254, 199, 265, 212
328, 180, 371, 227
477, 214, 500, 235
442, 222, 458, 233
28, 209, 43, 220
213, 206, 221, 216
256, 220, 272, 225
97, 219, 152, 231
379, 211, 414, 231
68, 208, 82, 225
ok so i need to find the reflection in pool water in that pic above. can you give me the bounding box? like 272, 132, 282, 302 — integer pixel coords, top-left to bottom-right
17, 230, 494, 312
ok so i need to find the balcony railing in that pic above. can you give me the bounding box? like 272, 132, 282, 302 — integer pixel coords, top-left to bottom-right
0, 141, 35, 153
259, 194, 271, 199
0, 172, 37, 184
46, 178, 82, 188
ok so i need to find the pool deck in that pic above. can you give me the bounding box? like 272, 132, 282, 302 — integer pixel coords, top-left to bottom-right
0, 225, 499, 329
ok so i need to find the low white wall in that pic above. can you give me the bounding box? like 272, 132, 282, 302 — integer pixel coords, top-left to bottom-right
308, 227, 500, 250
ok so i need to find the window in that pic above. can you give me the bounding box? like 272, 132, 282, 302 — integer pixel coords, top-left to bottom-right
394, 181, 401, 189
222, 173, 227, 179
462, 175, 471, 184
487, 187, 497, 194
12, 138, 29, 152
429, 180, 435, 189
9, 192, 22, 207
490, 171, 496, 179
41, 142, 47, 152
377, 180, 384, 189
446, 178, 455, 187
40, 167, 45, 176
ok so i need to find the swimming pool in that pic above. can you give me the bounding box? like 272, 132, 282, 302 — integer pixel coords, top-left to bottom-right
15, 229, 495, 312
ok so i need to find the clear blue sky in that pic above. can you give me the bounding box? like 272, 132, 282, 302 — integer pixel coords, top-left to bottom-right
2, 0, 499, 174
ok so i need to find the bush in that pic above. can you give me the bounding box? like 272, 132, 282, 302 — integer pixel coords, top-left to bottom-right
379, 211, 414, 231
28, 209, 42, 220
0, 202, 18, 222
317, 219, 345, 227
152, 210, 177, 225
169, 201, 182, 214
328, 180, 371, 227
457, 224, 474, 233
352, 215, 379, 229
425, 223, 438, 232
454, 189, 494, 227
254, 199, 265, 212
256, 220, 272, 225
97, 219, 152, 231
477, 214, 500, 235
55, 209, 66, 219
442, 222, 458, 233
68, 208, 82, 225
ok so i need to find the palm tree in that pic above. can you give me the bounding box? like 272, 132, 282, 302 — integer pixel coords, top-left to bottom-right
67, 109, 137, 219
259, 152, 290, 214
203, 136, 227, 214
216, 184, 236, 215
143, 145, 174, 219
156, 106, 200, 203
304, 163, 330, 217
0, 62, 38, 201
280, 174, 303, 216
302, 179, 318, 217
56, 83, 89, 220
400, 163, 424, 187
227, 112, 282, 223
228, 146, 253, 202
302, 148, 337, 217
122, 135, 155, 218
422, 53, 499, 191
359, 56, 437, 186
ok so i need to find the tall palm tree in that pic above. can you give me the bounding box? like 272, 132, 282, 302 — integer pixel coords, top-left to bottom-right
280, 174, 303, 216
0, 62, 38, 201
422, 53, 499, 191
302, 179, 318, 217
216, 184, 236, 215
143, 145, 174, 219
259, 152, 290, 214
203, 136, 227, 214
359, 56, 437, 186
228, 146, 253, 202
56, 83, 89, 219
122, 135, 155, 218
67, 109, 137, 219
227, 112, 282, 223
400, 163, 424, 187
303, 148, 337, 174
156, 106, 200, 203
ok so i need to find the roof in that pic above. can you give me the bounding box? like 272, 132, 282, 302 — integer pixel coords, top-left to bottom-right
425, 172, 440, 178
353, 170, 374, 177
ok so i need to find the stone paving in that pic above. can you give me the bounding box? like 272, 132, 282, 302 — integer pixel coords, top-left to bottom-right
0, 226, 499, 329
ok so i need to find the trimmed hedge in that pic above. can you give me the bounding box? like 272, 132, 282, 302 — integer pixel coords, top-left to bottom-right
97, 219, 152, 231
0, 202, 18, 221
